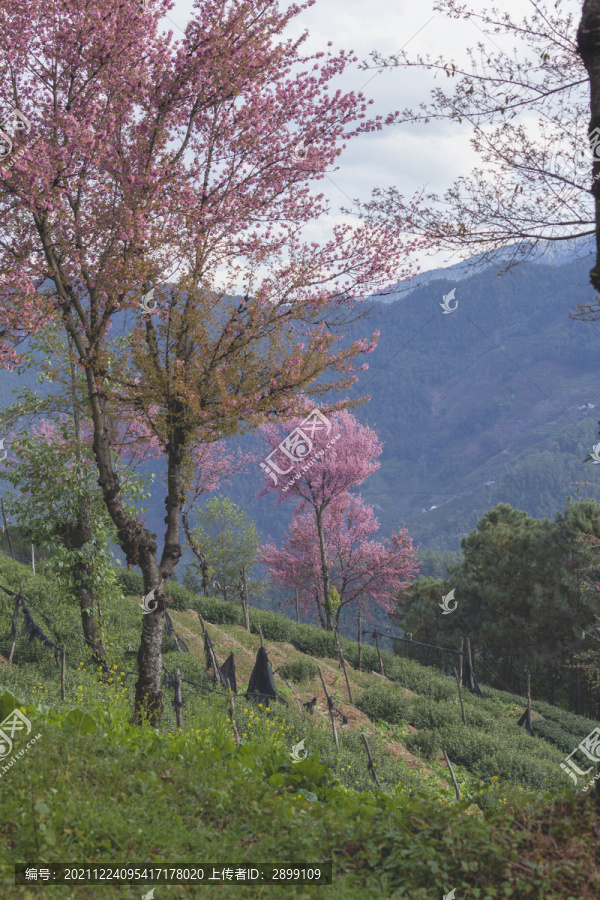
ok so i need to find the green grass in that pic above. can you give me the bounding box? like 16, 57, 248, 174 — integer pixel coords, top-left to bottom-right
1, 551, 600, 898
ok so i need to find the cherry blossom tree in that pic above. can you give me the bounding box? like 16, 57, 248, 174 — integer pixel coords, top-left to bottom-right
0, 0, 423, 723
258, 409, 387, 628
260, 491, 420, 630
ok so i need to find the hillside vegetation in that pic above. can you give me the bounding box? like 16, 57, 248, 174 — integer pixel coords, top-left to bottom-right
1, 553, 600, 898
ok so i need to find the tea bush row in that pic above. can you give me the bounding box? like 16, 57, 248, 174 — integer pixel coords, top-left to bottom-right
402, 725, 567, 792
278, 657, 318, 685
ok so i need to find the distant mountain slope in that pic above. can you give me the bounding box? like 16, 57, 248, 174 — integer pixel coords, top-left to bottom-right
3, 249, 600, 576
222, 252, 600, 560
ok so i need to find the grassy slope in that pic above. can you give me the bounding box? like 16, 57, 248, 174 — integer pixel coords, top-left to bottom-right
0, 555, 599, 898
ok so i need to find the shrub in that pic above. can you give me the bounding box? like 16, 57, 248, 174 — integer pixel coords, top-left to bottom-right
403, 729, 440, 761
404, 725, 566, 791
278, 657, 318, 685
533, 718, 583, 754
164, 582, 197, 611
408, 696, 463, 730
355, 683, 411, 725
115, 569, 144, 597
533, 701, 600, 739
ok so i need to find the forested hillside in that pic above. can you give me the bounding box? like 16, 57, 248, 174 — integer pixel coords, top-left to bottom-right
225, 253, 600, 559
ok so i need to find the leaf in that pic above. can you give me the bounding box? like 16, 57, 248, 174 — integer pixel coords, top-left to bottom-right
296, 788, 318, 801
0, 687, 25, 721
62, 709, 97, 736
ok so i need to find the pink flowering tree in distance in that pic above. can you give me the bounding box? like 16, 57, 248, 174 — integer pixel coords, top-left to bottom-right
260, 492, 420, 630
258, 409, 391, 628
0, 0, 425, 723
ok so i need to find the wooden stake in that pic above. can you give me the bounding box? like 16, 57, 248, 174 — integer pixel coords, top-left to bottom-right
444, 750, 461, 801
458, 637, 463, 688
31, 544, 35, 576
357, 611, 362, 674
334, 629, 354, 704
466, 637, 475, 692
1, 497, 14, 560
174, 668, 183, 730
295, 587, 300, 623
61, 644, 66, 702
317, 665, 338, 749
198, 614, 223, 685
373, 630, 384, 677
453, 666, 467, 726
8, 586, 21, 665
239, 565, 250, 632
360, 733, 381, 789
226, 678, 240, 747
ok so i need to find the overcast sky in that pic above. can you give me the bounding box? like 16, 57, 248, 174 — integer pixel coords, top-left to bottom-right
160, 0, 582, 281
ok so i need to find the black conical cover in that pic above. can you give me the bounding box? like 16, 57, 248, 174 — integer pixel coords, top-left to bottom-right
221, 653, 237, 694
245, 645, 287, 706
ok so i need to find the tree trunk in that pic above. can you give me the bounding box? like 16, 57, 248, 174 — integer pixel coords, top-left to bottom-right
181, 510, 210, 595
75, 565, 108, 673
315, 589, 326, 629
315, 506, 332, 630
239, 564, 250, 631
82, 355, 184, 726
578, 1, 600, 290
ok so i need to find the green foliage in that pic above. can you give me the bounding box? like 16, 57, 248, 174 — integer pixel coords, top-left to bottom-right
278, 657, 318, 685
114, 568, 144, 597
2, 680, 595, 899
184, 496, 263, 601
3, 548, 600, 897
391, 497, 600, 712
532, 718, 581, 754
190, 594, 339, 656
114, 569, 198, 611
531, 701, 600, 740
403, 724, 565, 791
355, 684, 412, 725
326, 587, 341, 616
